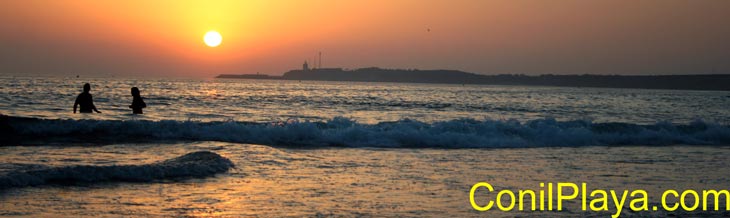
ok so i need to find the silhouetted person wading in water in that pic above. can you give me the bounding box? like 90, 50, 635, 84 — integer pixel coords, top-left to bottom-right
129, 87, 146, 114
74, 83, 101, 113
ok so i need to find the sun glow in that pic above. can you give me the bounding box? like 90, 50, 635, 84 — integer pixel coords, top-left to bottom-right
204, 31, 222, 47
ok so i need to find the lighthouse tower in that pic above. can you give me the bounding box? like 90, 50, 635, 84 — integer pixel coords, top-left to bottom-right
303, 61, 310, 71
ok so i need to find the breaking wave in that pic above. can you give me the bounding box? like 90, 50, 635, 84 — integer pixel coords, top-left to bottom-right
0, 151, 234, 190
1, 115, 729, 148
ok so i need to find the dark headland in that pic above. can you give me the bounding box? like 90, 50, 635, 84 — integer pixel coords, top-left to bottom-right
217, 67, 730, 91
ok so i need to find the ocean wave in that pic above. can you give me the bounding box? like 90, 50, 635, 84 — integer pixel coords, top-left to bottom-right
1, 115, 729, 148
0, 151, 234, 190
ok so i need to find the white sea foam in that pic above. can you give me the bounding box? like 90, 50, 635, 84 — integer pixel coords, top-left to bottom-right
0, 151, 234, 189
3, 115, 728, 148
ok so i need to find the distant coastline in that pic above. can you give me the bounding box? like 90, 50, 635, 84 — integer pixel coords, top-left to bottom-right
217, 67, 730, 91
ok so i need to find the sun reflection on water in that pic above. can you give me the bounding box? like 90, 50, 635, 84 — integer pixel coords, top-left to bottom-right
1, 143, 729, 217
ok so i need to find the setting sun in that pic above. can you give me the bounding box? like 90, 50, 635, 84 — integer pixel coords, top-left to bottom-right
1, 1, 730, 217
204, 31, 222, 47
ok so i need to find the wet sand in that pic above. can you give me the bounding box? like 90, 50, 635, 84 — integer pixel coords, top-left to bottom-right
1, 143, 729, 217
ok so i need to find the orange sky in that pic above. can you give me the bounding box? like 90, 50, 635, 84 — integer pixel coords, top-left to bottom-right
1, 0, 729, 77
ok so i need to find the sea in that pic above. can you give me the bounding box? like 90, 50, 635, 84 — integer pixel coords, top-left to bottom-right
0, 76, 729, 217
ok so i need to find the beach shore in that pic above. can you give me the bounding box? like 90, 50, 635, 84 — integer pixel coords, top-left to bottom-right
1, 143, 728, 217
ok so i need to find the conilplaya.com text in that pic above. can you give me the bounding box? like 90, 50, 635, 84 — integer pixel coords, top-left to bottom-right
470, 182, 729, 218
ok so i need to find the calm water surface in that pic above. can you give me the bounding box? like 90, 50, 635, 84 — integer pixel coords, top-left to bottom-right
1, 76, 728, 124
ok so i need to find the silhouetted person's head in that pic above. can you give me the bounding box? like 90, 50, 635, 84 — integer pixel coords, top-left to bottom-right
83, 83, 91, 93
131, 87, 140, 97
